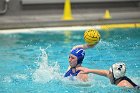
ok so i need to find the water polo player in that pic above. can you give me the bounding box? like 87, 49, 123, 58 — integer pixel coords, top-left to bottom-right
64, 28, 100, 81
64, 42, 97, 81
77, 62, 140, 89
109, 63, 139, 89
64, 48, 88, 81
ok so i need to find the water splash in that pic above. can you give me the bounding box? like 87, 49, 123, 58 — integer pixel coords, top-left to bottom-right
2, 74, 28, 83
61, 74, 94, 88
32, 48, 61, 83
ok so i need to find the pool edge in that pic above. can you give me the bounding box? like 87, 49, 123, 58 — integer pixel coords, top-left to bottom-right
0, 23, 140, 34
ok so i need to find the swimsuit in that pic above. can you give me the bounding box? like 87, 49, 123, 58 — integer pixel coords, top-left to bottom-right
64, 68, 81, 77
114, 76, 140, 89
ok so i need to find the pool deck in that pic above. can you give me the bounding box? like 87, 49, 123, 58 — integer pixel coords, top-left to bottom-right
0, 0, 140, 30
1, 11, 140, 30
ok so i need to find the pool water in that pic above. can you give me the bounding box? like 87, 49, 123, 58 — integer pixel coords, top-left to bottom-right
0, 28, 140, 93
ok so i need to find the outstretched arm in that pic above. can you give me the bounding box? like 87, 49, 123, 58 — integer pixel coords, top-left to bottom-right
77, 67, 109, 77
88, 69, 109, 77
72, 44, 96, 50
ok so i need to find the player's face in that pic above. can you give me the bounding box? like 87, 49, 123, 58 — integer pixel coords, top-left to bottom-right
69, 54, 78, 67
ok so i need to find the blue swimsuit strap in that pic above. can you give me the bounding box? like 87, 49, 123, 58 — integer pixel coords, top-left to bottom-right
64, 68, 81, 77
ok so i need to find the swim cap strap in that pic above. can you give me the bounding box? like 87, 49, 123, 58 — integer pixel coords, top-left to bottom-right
111, 66, 116, 84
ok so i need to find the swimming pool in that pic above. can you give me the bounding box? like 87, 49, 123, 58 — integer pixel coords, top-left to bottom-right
0, 28, 140, 93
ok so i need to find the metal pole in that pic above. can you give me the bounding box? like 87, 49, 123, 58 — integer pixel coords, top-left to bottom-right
0, 0, 10, 15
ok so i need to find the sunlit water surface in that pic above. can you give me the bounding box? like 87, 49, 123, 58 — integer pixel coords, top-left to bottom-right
0, 28, 140, 93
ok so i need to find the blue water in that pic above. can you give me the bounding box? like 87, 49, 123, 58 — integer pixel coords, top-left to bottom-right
0, 28, 140, 93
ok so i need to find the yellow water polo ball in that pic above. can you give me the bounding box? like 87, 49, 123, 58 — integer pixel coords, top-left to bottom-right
84, 29, 101, 45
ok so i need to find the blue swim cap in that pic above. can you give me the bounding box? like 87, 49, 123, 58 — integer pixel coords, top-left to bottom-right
70, 48, 85, 64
